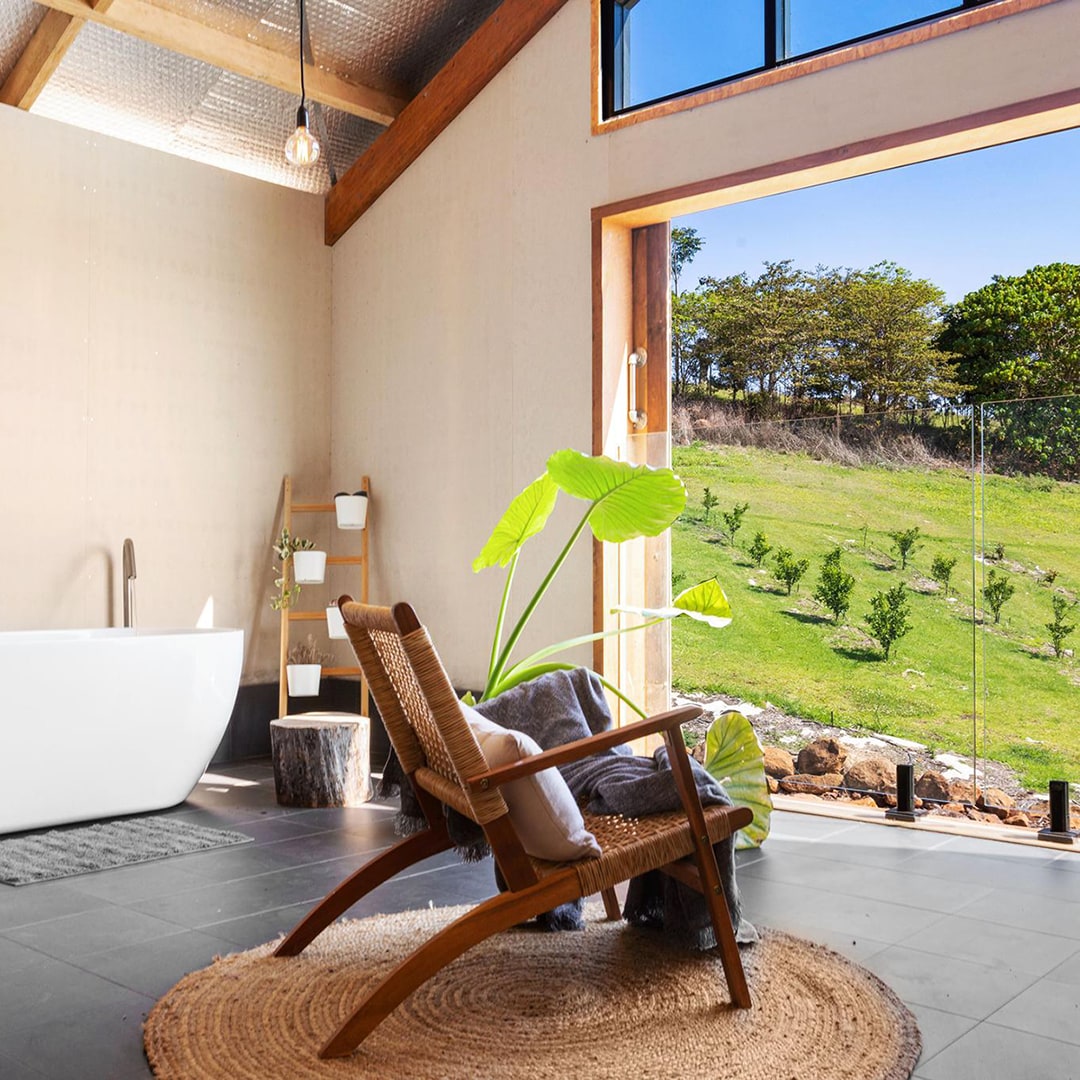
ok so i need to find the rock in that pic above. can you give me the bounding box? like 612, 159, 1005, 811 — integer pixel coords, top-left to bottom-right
843, 757, 897, 797
763, 746, 795, 779
1003, 812, 1031, 828
914, 771, 950, 803
977, 787, 1015, 820
796, 738, 848, 776
767, 776, 779, 795
787, 792, 825, 801
778, 772, 843, 795
965, 808, 1000, 824
948, 781, 977, 805
847, 795, 879, 808
943, 802, 968, 814
690, 742, 706, 764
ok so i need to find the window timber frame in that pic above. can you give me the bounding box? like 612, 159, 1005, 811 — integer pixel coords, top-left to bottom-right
591, 0, 1066, 135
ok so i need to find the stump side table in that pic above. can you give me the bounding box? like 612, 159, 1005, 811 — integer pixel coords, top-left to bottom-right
270, 713, 374, 807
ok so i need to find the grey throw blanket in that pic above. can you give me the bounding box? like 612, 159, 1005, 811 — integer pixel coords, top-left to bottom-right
474, 669, 757, 948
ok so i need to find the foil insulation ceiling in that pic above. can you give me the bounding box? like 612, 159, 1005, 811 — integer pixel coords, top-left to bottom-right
0, 0, 504, 194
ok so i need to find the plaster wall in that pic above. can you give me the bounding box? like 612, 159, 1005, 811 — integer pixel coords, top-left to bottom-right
331, 0, 1080, 688
0, 106, 331, 679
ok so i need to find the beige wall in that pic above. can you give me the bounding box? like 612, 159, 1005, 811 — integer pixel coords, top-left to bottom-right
330, 0, 1080, 689
0, 105, 331, 679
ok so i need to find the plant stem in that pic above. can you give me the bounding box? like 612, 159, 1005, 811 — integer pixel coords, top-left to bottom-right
486, 550, 518, 688
484, 506, 593, 698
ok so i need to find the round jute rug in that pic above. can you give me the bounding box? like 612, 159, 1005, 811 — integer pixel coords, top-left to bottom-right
144, 904, 921, 1080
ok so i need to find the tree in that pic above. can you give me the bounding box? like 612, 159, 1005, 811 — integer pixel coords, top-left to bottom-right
773, 547, 810, 595
866, 583, 912, 660
930, 554, 958, 595
720, 502, 750, 546
982, 568, 1015, 624
1046, 594, 1076, 658
701, 486, 719, 525
814, 547, 855, 623
889, 526, 923, 571
828, 262, 962, 413
938, 263, 1080, 402
749, 532, 772, 567
671, 228, 705, 395
671, 227, 704, 296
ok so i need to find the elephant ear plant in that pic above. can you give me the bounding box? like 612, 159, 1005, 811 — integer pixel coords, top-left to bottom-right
472, 449, 770, 846
472, 449, 731, 712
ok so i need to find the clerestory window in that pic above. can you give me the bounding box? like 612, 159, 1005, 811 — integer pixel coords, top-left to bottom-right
601, 0, 996, 119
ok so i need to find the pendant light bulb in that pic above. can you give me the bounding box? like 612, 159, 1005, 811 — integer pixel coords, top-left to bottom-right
285, 104, 320, 167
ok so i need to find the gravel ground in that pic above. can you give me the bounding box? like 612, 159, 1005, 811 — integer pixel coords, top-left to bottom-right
674, 690, 1039, 806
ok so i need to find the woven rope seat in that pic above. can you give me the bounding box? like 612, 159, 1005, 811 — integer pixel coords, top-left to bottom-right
269, 599, 753, 1061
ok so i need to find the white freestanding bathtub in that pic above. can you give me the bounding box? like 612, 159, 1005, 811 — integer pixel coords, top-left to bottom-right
0, 627, 243, 835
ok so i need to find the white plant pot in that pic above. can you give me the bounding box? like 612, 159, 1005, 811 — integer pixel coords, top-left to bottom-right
326, 604, 347, 639
286, 664, 321, 697
293, 550, 327, 584
334, 493, 368, 530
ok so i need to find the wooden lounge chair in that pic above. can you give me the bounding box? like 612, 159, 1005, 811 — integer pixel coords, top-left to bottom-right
274, 598, 752, 1059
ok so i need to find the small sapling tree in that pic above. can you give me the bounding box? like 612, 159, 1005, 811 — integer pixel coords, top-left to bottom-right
749, 531, 772, 568
701, 486, 719, 525
866, 583, 912, 660
1046, 594, 1076, 658
813, 547, 855, 623
889, 526, 923, 571
982, 568, 1015, 624
930, 554, 958, 595
773, 547, 810, 596
721, 501, 750, 546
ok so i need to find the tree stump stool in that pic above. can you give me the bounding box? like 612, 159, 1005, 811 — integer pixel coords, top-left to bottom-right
270, 713, 373, 808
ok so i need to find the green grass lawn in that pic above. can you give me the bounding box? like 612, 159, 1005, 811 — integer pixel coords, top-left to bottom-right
671, 444, 1080, 791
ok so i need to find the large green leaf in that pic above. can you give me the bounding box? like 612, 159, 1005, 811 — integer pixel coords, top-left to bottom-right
702, 709, 772, 850
613, 578, 733, 629
472, 473, 558, 571
546, 449, 686, 542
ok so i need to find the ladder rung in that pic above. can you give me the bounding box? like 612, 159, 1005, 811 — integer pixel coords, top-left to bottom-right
287, 611, 327, 621
327, 555, 365, 565
291, 502, 336, 513
322, 666, 362, 677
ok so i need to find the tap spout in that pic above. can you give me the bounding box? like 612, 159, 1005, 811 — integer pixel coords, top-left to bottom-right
122, 538, 137, 629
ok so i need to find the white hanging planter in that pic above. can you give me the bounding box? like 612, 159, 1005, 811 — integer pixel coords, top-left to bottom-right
326, 603, 347, 639
334, 491, 368, 530
293, 549, 327, 584
286, 663, 322, 697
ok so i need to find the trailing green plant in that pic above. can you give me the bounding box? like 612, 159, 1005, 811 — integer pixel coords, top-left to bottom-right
813, 546, 855, 623
720, 501, 750, 546
773, 546, 809, 596
270, 526, 315, 611
701, 710, 771, 850
472, 450, 733, 714
865, 583, 912, 660
930, 553, 958, 595
889, 526, 922, 571
1046, 594, 1076, 658
748, 531, 772, 568
701, 486, 719, 525
983, 568, 1015, 624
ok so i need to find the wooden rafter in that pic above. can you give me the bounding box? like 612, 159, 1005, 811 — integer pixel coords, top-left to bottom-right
30, 0, 408, 125
0, 0, 113, 109
324, 0, 573, 245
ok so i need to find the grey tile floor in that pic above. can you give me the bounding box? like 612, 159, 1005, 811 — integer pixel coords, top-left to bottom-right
1, 762, 1077, 1078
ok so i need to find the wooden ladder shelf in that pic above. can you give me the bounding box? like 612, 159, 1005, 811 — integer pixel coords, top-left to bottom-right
278, 474, 370, 719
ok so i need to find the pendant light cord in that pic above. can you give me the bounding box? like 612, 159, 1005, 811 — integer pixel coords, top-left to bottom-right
298, 0, 307, 108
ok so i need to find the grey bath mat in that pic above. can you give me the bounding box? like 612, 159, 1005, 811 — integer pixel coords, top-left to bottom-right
0, 815, 253, 886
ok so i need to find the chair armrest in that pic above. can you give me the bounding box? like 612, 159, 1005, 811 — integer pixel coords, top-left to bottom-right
464, 704, 703, 794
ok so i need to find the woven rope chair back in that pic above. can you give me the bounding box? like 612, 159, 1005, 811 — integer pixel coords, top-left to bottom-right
339, 599, 508, 826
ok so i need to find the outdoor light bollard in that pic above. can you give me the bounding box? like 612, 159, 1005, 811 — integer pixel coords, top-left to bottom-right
1038, 779, 1077, 845
885, 763, 926, 824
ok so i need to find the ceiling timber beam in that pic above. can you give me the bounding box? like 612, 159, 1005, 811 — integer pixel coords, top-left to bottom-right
324, 0, 573, 246
31, 0, 408, 125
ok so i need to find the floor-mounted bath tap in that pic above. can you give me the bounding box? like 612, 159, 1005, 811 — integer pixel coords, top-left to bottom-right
122, 538, 137, 629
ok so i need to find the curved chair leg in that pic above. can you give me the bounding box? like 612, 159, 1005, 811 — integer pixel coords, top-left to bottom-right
319, 872, 582, 1058
275, 828, 452, 957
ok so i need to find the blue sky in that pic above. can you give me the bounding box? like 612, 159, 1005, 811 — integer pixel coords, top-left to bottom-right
675, 128, 1080, 303
623, 1, 1080, 303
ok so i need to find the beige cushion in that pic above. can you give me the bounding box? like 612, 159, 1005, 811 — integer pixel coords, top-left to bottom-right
462, 704, 601, 862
